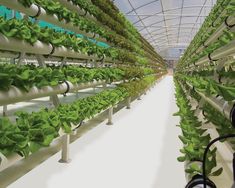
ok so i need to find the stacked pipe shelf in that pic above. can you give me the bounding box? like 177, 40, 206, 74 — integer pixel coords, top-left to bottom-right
0, 0, 107, 43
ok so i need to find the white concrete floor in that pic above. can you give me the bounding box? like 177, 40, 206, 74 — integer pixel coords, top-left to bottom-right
8, 76, 186, 188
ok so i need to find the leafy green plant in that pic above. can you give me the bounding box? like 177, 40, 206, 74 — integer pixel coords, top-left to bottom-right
178, 74, 235, 101
0, 76, 156, 157
0, 63, 156, 92
174, 80, 222, 177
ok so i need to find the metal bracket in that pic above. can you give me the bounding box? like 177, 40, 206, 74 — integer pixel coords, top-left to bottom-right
36, 55, 46, 67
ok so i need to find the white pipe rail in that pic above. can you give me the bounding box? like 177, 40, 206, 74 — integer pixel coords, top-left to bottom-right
0, 0, 106, 42
0, 34, 99, 61
185, 39, 235, 71
185, 82, 233, 121
0, 80, 106, 106
194, 14, 235, 55
183, 14, 235, 67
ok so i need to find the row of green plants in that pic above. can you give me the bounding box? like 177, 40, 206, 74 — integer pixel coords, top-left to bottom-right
176, 74, 235, 101
0, 63, 155, 92
88, 0, 163, 62
180, 28, 235, 67
58, 0, 163, 63
174, 80, 223, 178
0, 16, 138, 63
174, 0, 235, 183
181, 82, 235, 145
16, 0, 146, 60
178, 0, 235, 69
64, 0, 142, 52
0, 76, 156, 157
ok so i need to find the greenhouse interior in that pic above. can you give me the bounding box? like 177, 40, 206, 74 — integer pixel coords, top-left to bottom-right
0, 0, 234, 187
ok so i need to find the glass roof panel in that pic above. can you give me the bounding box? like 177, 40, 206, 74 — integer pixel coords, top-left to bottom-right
114, 0, 217, 60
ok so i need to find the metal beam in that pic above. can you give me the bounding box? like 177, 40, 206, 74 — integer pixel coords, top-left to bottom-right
132, 5, 214, 25
126, 0, 159, 14
177, 0, 184, 44
127, 13, 208, 17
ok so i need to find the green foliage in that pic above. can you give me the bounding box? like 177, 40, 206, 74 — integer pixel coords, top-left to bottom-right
0, 87, 126, 156
178, 74, 235, 101
174, 80, 222, 177
0, 77, 156, 157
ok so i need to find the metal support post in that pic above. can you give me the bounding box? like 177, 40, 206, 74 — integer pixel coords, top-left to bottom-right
50, 95, 60, 107
59, 134, 71, 163
126, 97, 131, 109
106, 107, 113, 125
3, 105, 7, 116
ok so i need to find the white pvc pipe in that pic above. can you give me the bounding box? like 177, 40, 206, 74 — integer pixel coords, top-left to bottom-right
0, 34, 52, 55
0, 80, 106, 106
0, 34, 101, 61
186, 82, 233, 120
0, 51, 20, 59
53, 46, 98, 60
211, 40, 235, 60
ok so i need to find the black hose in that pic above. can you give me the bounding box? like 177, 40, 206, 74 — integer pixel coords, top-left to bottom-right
203, 134, 235, 188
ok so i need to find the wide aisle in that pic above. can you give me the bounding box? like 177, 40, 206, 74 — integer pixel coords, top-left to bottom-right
9, 76, 186, 188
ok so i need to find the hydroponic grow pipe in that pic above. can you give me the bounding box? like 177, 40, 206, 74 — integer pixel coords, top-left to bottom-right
0, 34, 100, 61
0, 0, 106, 43
192, 13, 235, 56
186, 82, 233, 121
187, 39, 235, 69
0, 80, 106, 106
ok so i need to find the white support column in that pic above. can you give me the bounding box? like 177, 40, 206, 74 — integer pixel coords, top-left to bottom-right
17, 52, 26, 65
106, 107, 113, 125
59, 134, 71, 163
3, 105, 7, 116
126, 97, 131, 109
36, 55, 46, 67
50, 95, 60, 107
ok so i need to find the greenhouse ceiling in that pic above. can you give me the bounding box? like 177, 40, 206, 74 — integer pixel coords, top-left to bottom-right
114, 0, 217, 60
